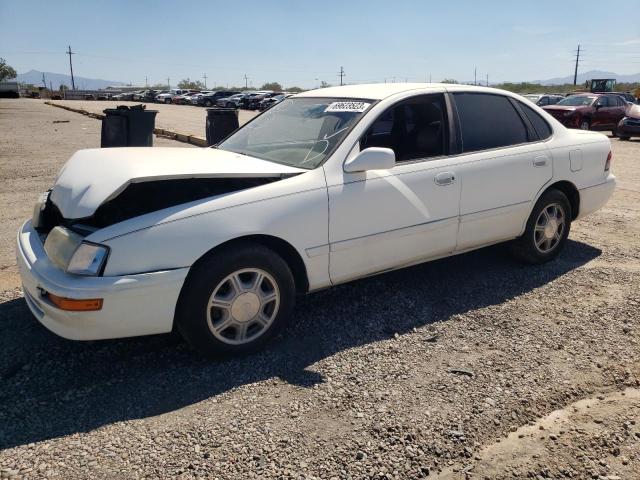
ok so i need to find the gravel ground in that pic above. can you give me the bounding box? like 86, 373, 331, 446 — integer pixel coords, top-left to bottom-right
45, 99, 259, 139
0, 98, 639, 479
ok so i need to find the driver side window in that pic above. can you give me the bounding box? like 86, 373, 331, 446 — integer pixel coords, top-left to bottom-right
360, 94, 448, 163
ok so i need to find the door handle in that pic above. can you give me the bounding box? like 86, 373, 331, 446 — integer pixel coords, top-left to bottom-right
533, 156, 548, 167
434, 171, 455, 186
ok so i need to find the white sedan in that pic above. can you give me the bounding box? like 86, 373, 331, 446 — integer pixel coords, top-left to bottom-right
17, 84, 616, 356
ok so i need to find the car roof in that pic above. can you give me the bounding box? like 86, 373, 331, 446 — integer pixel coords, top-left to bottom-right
295, 83, 515, 100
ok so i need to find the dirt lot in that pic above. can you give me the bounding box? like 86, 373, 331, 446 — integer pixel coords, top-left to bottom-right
46, 99, 259, 139
0, 98, 639, 479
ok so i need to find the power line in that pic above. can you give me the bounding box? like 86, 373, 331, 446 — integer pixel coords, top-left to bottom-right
338, 66, 345, 86
66, 45, 76, 90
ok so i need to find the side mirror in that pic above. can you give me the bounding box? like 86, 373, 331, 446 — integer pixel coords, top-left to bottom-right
344, 147, 396, 173
595, 103, 604, 109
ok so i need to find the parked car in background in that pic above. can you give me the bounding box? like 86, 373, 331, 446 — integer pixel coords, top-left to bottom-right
247, 92, 282, 110
172, 91, 200, 104
156, 89, 189, 104
217, 93, 246, 108
612, 92, 637, 105
240, 91, 272, 109
258, 93, 290, 110
196, 90, 241, 107
616, 103, 640, 140
112, 92, 136, 101
189, 91, 213, 105
523, 94, 564, 107
139, 90, 159, 102
18, 84, 615, 356
131, 90, 148, 101
542, 93, 627, 133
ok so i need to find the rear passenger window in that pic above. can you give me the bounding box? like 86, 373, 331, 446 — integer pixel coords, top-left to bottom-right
518, 101, 553, 140
453, 93, 529, 153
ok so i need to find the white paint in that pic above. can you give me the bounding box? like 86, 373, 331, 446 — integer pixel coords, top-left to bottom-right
18, 83, 616, 341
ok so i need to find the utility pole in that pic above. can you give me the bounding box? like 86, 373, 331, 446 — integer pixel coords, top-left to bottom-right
203, 73, 208, 88
66, 45, 76, 90
338, 66, 345, 86
145, 76, 148, 87
41, 72, 47, 89
243, 74, 249, 89
486, 74, 489, 87
49, 81, 53, 92
474, 67, 477, 86
167, 77, 170, 89
573, 44, 581, 86
429, 74, 432, 83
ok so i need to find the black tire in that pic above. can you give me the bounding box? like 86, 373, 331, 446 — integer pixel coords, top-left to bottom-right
226, 101, 233, 108
164, 98, 171, 104
204, 99, 212, 107
619, 135, 631, 141
579, 119, 590, 130
176, 243, 296, 357
510, 189, 572, 265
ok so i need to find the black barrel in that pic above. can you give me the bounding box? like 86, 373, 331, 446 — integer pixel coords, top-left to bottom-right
101, 105, 158, 148
206, 108, 239, 146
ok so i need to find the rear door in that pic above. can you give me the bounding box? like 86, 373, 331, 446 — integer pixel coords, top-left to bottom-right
451, 93, 553, 250
592, 96, 611, 129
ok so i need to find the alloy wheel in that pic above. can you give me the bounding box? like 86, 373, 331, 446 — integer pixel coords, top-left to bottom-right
206, 268, 280, 345
534, 203, 566, 254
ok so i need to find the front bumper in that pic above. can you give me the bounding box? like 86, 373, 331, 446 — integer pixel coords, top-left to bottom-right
16, 220, 189, 340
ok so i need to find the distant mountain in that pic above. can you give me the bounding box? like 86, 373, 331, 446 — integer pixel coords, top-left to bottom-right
15, 70, 125, 90
535, 70, 640, 85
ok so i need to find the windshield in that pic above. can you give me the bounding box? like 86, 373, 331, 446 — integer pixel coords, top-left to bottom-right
219, 97, 373, 169
557, 96, 597, 106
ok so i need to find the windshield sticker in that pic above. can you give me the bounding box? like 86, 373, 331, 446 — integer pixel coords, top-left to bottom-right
325, 101, 371, 113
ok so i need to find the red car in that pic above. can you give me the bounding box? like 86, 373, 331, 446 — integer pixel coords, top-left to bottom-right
543, 93, 627, 133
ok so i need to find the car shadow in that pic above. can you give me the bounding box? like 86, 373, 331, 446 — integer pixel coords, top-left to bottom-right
0, 240, 601, 449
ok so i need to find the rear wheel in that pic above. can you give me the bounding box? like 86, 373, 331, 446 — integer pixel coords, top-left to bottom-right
164, 98, 171, 104
510, 189, 571, 264
176, 243, 296, 357
579, 119, 590, 130
204, 99, 212, 107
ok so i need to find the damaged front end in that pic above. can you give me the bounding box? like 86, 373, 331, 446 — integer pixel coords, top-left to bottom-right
34, 176, 282, 236
30, 147, 307, 276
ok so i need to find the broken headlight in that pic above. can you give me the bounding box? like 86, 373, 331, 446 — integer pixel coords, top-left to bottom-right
66, 242, 109, 276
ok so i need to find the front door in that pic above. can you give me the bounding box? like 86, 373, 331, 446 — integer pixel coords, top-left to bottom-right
327, 94, 460, 285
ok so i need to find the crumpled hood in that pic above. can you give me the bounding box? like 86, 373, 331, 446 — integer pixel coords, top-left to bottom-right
50, 147, 305, 219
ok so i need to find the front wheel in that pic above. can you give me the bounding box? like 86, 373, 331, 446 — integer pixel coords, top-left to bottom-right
204, 99, 212, 107
510, 189, 571, 264
176, 243, 296, 357
579, 119, 590, 130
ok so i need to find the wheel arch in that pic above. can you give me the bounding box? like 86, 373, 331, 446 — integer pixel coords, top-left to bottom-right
185, 234, 310, 295
537, 180, 580, 220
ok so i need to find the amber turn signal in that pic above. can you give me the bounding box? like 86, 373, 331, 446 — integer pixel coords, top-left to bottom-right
47, 293, 103, 311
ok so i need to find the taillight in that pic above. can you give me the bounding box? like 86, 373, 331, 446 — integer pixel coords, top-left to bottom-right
605, 150, 612, 172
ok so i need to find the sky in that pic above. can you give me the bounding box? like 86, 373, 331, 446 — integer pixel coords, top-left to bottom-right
1, 0, 639, 89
